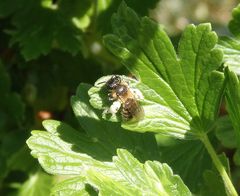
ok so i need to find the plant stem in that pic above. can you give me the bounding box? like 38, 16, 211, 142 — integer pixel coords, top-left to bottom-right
201, 133, 238, 196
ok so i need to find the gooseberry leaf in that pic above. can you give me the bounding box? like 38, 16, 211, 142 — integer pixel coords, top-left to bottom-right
3, 0, 85, 60
225, 68, 240, 165
201, 170, 227, 196
89, 3, 225, 139
215, 115, 237, 149
228, 3, 240, 37
51, 176, 91, 196
217, 4, 240, 75
87, 149, 192, 196
27, 119, 116, 175
72, 83, 160, 162
27, 126, 191, 195
158, 139, 211, 193
18, 171, 53, 196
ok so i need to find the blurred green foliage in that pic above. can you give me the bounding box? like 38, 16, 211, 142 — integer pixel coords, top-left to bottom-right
1, 0, 240, 195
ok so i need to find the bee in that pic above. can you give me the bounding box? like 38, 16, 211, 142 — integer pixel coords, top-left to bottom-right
104, 75, 144, 121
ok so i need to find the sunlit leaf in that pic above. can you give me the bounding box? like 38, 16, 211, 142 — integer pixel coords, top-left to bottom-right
217, 3, 240, 75
51, 176, 90, 196
72, 83, 160, 162
87, 149, 191, 196
225, 68, 240, 165
89, 3, 224, 139
18, 171, 53, 196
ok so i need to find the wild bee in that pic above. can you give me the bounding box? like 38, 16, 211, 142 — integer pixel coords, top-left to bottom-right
104, 75, 144, 121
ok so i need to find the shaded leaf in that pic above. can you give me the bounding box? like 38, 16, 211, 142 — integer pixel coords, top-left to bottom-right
158, 139, 211, 193
201, 170, 227, 196
215, 115, 237, 149
4, 0, 85, 60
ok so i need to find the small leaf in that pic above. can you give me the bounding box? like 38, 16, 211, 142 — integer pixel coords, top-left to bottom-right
215, 115, 237, 149
18, 171, 53, 196
225, 68, 240, 165
217, 4, 240, 75
89, 3, 224, 139
217, 37, 240, 75
4, 0, 85, 60
51, 176, 90, 196
201, 170, 227, 196
228, 3, 240, 37
158, 139, 211, 193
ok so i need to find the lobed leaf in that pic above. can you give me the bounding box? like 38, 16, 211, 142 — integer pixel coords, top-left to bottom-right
72, 83, 160, 162
158, 139, 211, 193
18, 171, 53, 196
87, 149, 191, 196
89, 3, 225, 139
228, 3, 240, 37
27, 126, 191, 195
27, 120, 116, 175
2, 0, 85, 60
217, 4, 240, 75
217, 37, 240, 75
51, 176, 90, 196
225, 68, 240, 165
215, 115, 237, 149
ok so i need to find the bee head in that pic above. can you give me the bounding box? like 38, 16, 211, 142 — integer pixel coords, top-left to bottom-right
106, 75, 121, 89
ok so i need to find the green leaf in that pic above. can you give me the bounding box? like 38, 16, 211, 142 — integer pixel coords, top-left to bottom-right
51, 176, 90, 196
217, 4, 240, 75
225, 68, 240, 165
27, 124, 191, 195
27, 120, 115, 175
3, 0, 85, 60
0, 61, 10, 94
201, 170, 227, 196
89, 3, 224, 139
158, 139, 211, 193
0, 0, 26, 17
0, 61, 25, 127
217, 37, 240, 75
96, 0, 159, 33
215, 115, 237, 149
228, 3, 240, 37
87, 149, 191, 196
72, 83, 160, 162
18, 171, 53, 196
200, 153, 229, 196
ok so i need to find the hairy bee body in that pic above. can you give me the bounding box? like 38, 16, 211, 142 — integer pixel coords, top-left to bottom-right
105, 75, 144, 121
122, 98, 142, 120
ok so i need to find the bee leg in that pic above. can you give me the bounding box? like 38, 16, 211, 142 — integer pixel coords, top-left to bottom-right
107, 100, 121, 114
130, 88, 144, 99
108, 91, 117, 101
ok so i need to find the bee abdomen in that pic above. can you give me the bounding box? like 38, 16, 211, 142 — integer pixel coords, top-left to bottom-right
122, 98, 139, 120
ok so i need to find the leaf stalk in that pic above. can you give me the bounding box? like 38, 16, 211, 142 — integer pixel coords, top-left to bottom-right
201, 133, 238, 196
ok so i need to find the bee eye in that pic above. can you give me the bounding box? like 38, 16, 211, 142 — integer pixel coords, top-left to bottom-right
106, 75, 121, 89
